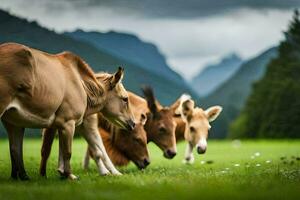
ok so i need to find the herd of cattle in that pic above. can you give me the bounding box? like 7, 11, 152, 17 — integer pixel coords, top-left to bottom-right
0, 42, 222, 180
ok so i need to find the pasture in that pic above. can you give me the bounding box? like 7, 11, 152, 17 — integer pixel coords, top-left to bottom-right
0, 139, 299, 200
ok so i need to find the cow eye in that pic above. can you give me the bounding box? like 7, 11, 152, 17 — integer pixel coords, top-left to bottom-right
190, 126, 196, 132
122, 97, 128, 103
134, 137, 143, 144
141, 114, 146, 120
159, 127, 166, 133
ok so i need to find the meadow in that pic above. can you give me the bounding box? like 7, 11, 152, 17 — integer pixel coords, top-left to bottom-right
0, 138, 299, 200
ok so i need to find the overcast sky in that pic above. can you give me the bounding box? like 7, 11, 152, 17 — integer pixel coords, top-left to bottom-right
1, 0, 299, 79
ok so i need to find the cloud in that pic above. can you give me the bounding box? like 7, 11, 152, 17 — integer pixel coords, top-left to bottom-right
0, 0, 297, 79
69, 0, 300, 19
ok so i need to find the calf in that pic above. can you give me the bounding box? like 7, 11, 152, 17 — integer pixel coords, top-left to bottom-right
175, 95, 222, 164
83, 112, 149, 171
132, 88, 180, 159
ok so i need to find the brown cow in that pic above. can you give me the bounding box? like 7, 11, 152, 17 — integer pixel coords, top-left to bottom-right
0, 43, 134, 180
40, 83, 149, 176
139, 87, 180, 159
175, 94, 222, 164
83, 112, 149, 171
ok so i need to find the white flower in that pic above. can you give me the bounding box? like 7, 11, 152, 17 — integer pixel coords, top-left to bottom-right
221, 170, 227, 174
200, 161, 206, 164
225, 168, 230, 170
254, 152, 261, 157
234, 164, 240, 167
266, 160, 271, 163
256, 164, 261, 167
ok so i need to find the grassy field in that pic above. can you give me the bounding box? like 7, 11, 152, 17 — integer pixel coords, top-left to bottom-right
0, 139, 299, 200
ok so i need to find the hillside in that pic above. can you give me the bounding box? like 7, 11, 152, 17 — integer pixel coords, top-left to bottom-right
230, 11, 300, 138
65, 30, 189, 85
200, 47, 278, 138
191, 53, 242, 96
0, 9, 197, 136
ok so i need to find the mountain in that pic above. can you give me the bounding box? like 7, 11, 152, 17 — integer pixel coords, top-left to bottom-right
191, 54, 242, 96
230, 11, 300, 138
0, 9, 198, 136
200, 47, 278, 138
64, 29, 194, 94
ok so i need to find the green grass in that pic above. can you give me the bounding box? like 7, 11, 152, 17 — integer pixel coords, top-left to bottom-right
0, 139, 299, 200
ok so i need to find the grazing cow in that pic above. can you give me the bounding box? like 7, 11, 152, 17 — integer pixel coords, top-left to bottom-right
40, 70, 136, 177
175, 95, 222, 164
0, 43, 134, 180
140, 87, 180, 159
40, 80, 149, 176
83, 111, 149, 171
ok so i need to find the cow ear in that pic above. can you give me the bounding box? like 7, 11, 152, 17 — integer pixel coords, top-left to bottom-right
181, 99, 194, 121
170, 97, 183, 113
142, 86, 161, 115
110, 67, 124, 89
205, 106, 223, 122
140, 113, 147, 125
174, 94, 192, 115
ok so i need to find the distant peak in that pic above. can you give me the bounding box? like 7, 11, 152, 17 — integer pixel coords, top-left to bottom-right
222, 53, 242, 63
69, 29, 140, 41
104, 31, 140, 40
73, 29, 85, 33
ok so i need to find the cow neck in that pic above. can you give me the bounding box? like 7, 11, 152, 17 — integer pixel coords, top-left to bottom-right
101, 127, 130, 166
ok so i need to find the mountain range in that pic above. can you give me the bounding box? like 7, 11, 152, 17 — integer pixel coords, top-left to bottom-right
65, 30, 188, 85
191, 53, 243, 96
200, 47, 278, 138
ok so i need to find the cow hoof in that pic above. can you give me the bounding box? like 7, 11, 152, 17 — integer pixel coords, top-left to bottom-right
112, 171, 122, 176
68, 174, 79, 180
59, 173, 78, 180
99, 168, 110, 176
40, 173, 47, 178
182, 159, 189, 164
100, 171, 110, 176
182, 159, 194, 165
40, 168, 46, 177
57, 169, 64, 176
10, 173, 18, 180
19, 173, 30, 181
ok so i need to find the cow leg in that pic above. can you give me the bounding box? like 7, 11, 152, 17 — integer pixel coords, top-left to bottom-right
56, 135, 71, 176
81, 115, 121, 175
82, 147, 91, 170
40, 128, 56, 177
2, 120, 29, 180
57, 139, 64, 175
58, 121, 77, 180
97, 159, 110, 175
87, 146, 110, 175
81, 129, 112, 175
183, 142, 194, 164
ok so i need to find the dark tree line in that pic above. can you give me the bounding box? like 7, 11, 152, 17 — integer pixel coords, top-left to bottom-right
230, 10, 300, 138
